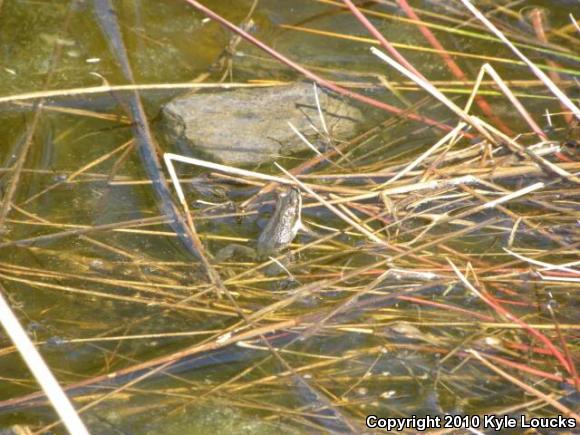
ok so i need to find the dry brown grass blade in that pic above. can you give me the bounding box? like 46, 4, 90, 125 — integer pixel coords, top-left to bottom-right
371, 47, 497, 145
468, 350, 579, 421
460, 0, 580, 119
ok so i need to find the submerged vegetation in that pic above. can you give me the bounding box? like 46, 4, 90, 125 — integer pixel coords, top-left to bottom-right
0, 0, 578, 433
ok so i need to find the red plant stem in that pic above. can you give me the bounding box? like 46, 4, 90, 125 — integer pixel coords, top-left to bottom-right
395, 0, 514, 135
183, 0, 465, 135
340, 0, 424, 79
398, 296, 495, 321
489, 298, 535, 307
506, 341, 571, 358
543, 271, 580, 278
546, 302, 580, 390
476, 283, 575, 378
466, 351, 577, 386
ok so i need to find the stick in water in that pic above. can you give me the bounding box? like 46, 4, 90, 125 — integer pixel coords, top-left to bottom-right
0, 285, 89, 435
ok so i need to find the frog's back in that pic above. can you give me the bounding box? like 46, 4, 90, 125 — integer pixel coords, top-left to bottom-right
256, 188, 301, 258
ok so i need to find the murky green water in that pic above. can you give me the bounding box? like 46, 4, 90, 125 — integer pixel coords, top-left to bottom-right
0, 0, 578, 433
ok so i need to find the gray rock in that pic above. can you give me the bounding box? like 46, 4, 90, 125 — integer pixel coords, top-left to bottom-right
161, 82, 363, 165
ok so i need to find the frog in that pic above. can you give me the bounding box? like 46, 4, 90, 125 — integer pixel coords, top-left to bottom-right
215, 187, 303, 269
256, 187, 302, 259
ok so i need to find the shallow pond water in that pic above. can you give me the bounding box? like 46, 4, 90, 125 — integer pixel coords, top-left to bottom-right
0, 0, 578, 433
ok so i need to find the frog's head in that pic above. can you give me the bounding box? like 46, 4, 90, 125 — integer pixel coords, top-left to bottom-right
279, 186, 301, 209
280, 187, 303, 235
